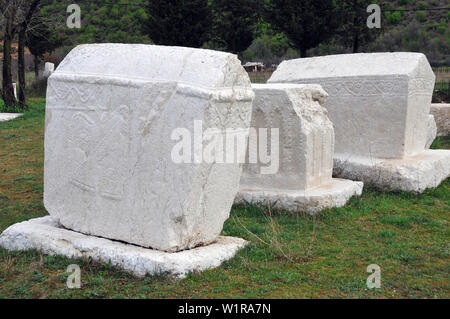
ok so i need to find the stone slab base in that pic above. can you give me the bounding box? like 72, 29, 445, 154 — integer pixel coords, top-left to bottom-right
0, 113, 22, 122
0, 216, 247, 278
333, 150, 450, 193
235, 179, 363, 214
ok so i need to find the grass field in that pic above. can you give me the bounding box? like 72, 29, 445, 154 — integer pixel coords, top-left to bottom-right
0, 100, 449, 298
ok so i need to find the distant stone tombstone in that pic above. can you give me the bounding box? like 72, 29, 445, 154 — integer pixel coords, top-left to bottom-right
44, 44, 254, 252
269, 53, 450, 192
235, 83, 363, 214
0, 113, 22, 122
43, 62, 55, 78
12, 82, 17, 99
431, 104, 450, 137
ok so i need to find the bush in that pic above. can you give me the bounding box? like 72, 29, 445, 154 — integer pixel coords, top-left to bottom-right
387, 11, 402, 24
0, 100, 23, 113
416, 11, 427, 22
418, 1, 428, 9
437, 20, 447, 34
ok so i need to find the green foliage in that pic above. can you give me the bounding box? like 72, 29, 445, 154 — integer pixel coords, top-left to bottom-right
416, 10, 427, 22
241, 28, 295, 65
0, 100, 23, 113
0, 0, 437, 98
39, 0, 151, 48
430, 137, 441, 150
144, 0, 212, 47
32, 0, 449, 68
367, 0, 449, 66
436, 20, 447, 35
418, 1, 428, 9
210, 0, 261, 53
334, 0, 381, 52
386, 11, 403, 24
26, 19, 64, 58
264, 0, 340, 57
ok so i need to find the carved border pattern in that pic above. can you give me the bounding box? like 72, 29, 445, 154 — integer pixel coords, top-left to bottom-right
289, 77, 434, 97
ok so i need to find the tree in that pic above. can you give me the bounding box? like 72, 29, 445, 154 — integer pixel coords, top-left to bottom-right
18, 0, 41, 107
211, 0, 261, 54
26, 18, 62, 80
335, 0, 379, 53
264, 0, 340, 57
0, 0, 21, 107
145, 0, 212, 48
0, 0, 47, 109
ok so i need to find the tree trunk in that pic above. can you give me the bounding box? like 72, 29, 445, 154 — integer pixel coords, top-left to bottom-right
18, 0, 41, 109
2, 33, 16, 107
351, 2, 360, 53
34, 55, 40, 80
352, 32, 359, 53
300, 49, 307, 58
18, 26, 27, 109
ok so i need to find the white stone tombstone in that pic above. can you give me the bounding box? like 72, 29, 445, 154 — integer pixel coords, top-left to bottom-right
43, 62, 55, 78
0, 44, 254, 277
12, 82, 17, 99
42, 44, 254, 252
269, 53, 450, 192
234, 84, 363, 214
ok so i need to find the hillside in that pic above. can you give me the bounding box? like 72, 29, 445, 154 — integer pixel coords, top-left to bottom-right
244, 0, 450, 66
373, 0, 450, 66
40, 0, 150, 51
34, 0, 450, 66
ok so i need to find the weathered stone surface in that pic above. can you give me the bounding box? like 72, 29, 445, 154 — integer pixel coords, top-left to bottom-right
0, 216, 247, 278
242, 84, 334, 190
44, 44, 254, 252
0, 113, 22, 122
430, 104, 450, 137
269, 53, 450, 192
334, 150, 450, 193
235, 84, 363, 213
426, 115, 437, 149
269, 53, 435, 158
236, 178, 363, 215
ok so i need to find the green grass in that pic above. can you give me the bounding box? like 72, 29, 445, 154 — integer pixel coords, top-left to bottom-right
0, 100, 449, 298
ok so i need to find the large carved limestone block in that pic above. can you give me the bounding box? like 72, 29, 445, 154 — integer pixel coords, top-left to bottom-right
269, 53, 450, 192
235, 84, 363, 214
44, 44, 254, 252
269, 53, 434, 158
